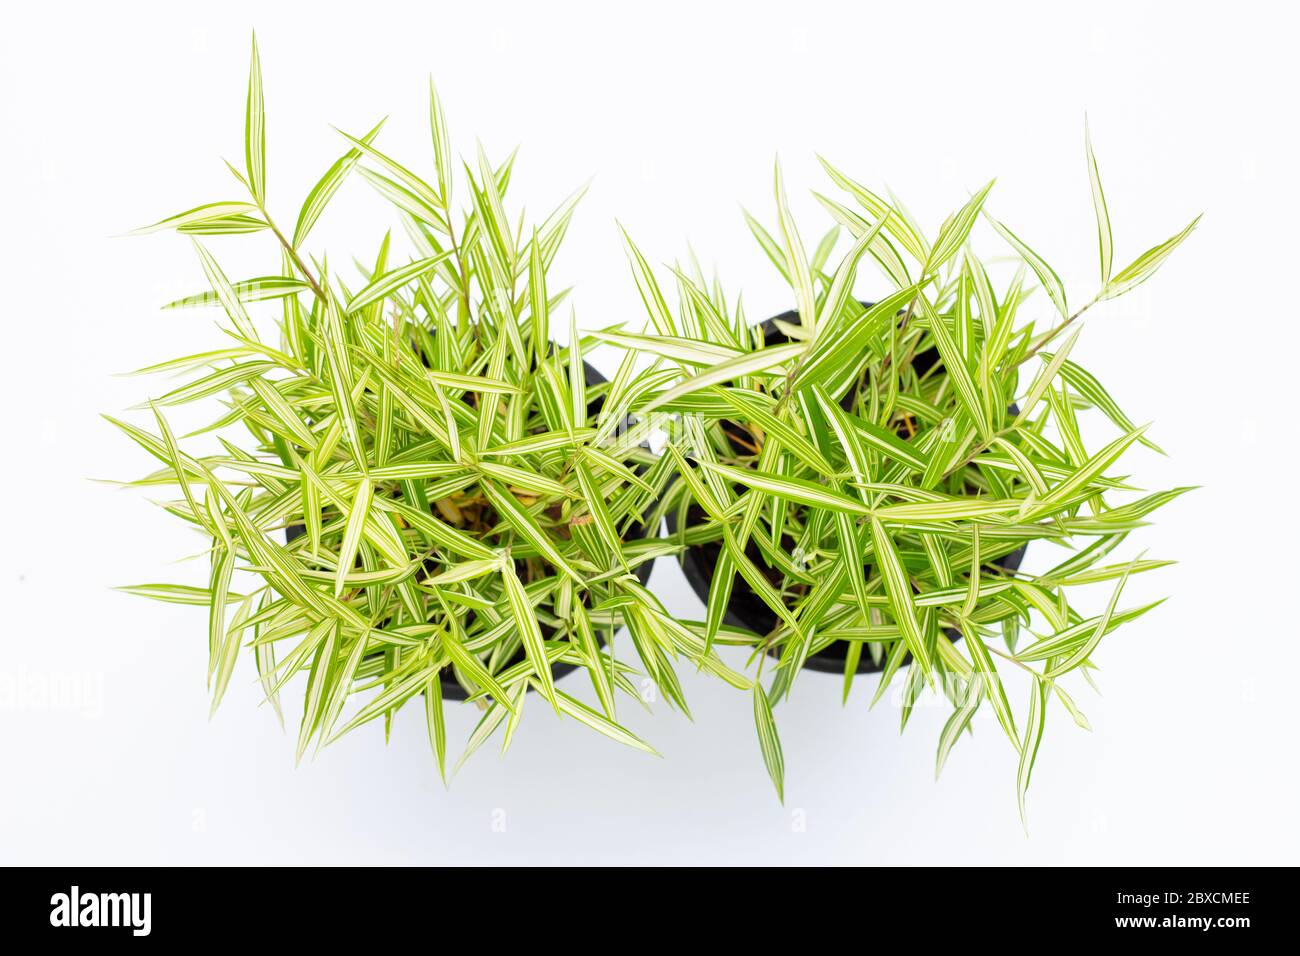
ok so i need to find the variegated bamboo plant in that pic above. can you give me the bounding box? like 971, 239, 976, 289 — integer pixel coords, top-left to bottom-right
610, 133, 1196, 818
110, 37, 750, 777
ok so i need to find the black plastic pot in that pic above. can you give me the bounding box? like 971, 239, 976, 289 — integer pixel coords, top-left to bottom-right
665, 309, 1026, 675
286, 357, 657, 699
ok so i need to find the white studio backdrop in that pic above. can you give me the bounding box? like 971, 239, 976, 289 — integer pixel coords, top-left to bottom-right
1, 0, 1296, 865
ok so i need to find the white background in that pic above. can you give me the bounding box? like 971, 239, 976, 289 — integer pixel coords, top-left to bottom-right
2, 0, 1297, 865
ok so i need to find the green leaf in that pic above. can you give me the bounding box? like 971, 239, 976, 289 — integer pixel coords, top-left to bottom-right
131, 201, 261, 235
207, 540, 236, 680
453, 700, 510, 774
917, 295, 991, 441
568, 311, 586, 428
421, 369, 519, 394
428, 78, 452, 202
190, 240, 260, 342
574, 459, 626, 566
250, 596, 282, 727
297, 623, 339, 762
164, 276, 310, 310
425, 676, 447, 783
815, 215, 888, 331
987, 216, 1068, 319
529, 229, 549, 365
793, 284, 920, 395
874, 499, 1020, 521
591, 329, 747, 367
818, 156, 929, 263
360, 167, 447, 230
925, 179, 995, 275
1101, 214, 1201, 300
572, 599, 616, 717
753, 685, 785, 802
811, 385, 874, 490
482, 429, 596, 457
665, 445, 725, 520
703, 548, 736, 658
179, 214, 270, 236
480, 481, 582, 582
293, 117, 385, 248
1044, 557, 1138, 677
245, 33, 266, 204
1015, 324, 1082, 425
148, 401, 207, 535
1085, 118, 1113, 284
473, 142, 517, 275
640, 343, 805, 416
959, 623, 1018, 748
115, 583, 243, 606
715, 389, 834, 475
320, 293, 363, 464
1017, 679, 1047, 832
699, 461, 872, 516
743, 209, 789, 282
148, 360, 274, 407
1039, 557, 1174, 587
552, 688, 659, 755
618, 225, 678, 336
319, 627, 372, 739
835, 512, 873, 642
502, 558, 556, 707
869, 515, 931, 675
326, 660, 440, 746
335, 127, 444, 221
438, 615, 513, 710
345, 252, 453, 314
375, 497, 495, 561
813, 192, 912, 288
855, 418, 930, 474
334, 478, 372, 597
477, 462, 572, 500
422, 558, 501, 587
936, 675, 982, 778
249, 378, 316, 449
1027, 423, 1149, 514
1013, 600, 1165, 662
774, 161, 816, 332
1049, 356, 1163, 453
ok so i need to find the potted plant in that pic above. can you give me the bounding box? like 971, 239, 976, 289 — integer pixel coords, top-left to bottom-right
110, 39, 749, 777
606, 136, 1196, 816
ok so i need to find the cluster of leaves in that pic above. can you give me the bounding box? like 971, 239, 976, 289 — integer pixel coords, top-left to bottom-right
111, 37, 1192, 816
610, 128, 1196, 818
112, 37, 751, 778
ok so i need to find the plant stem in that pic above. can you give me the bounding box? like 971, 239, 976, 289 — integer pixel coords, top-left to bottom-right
444, 211, 473, 338
986, 643, 1045, 680
1015, 295, 1099, 366
260, 209, 327, 303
